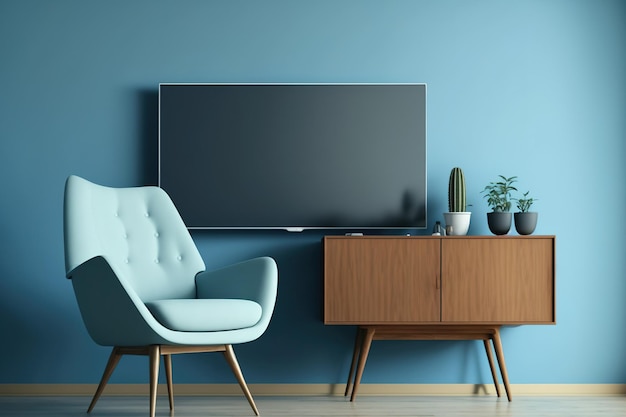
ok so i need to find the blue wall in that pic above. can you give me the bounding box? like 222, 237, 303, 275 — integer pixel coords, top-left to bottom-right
1, 0, 625, 385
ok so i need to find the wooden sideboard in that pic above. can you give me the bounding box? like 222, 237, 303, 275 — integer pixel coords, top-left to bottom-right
323, 235, 556, 401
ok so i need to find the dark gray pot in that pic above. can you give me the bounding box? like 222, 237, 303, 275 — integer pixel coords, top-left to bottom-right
514, 212, 538, 235
487, 212, 512, 235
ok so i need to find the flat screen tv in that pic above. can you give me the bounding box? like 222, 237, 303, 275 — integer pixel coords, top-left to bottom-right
158, 83, 427, 231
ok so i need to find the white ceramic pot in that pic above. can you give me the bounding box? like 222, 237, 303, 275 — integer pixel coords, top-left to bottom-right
443, 212, 471, 236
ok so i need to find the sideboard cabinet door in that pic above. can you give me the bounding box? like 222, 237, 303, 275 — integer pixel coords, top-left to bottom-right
441, 237, 555, 324
324, 237, 441, 324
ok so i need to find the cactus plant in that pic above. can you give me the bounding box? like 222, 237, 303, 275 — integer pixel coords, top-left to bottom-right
444, 167, 471, 235
448, 167, 466, 212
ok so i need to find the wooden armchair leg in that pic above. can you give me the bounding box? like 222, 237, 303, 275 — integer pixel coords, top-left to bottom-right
88, 347, 122, 413
164, 354, 174, 410
223, 344, 259, 416
149, 345, 160, 417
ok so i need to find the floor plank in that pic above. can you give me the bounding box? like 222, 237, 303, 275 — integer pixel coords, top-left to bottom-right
0, 395, 624, 417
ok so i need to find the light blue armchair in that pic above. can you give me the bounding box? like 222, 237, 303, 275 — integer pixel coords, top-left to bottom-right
63, 175, 278, 417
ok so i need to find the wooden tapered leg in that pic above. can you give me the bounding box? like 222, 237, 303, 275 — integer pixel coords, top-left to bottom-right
88, 347, 122, 413
492, 328, 512, 401
350, 327, 375, 402
164, 354, 174, 410
223, 344, 259, 416
149, 345, 160, 417
345, 327, 365, 397
483, 339, 501, 397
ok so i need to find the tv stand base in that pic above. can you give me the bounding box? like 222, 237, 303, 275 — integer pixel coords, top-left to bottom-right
345, 325, 511, 402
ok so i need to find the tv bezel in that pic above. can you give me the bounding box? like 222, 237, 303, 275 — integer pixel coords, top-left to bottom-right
158, 82, 428, 232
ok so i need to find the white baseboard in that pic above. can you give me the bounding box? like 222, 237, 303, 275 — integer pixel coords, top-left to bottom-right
1, 384, 625, 397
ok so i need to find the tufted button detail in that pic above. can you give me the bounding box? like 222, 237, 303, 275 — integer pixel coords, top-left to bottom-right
154, 258, 160, 264
124, 258, 129, 264
154, 232, 159, 238
145, 212, 150, 217
176, 255, 182, 261
123, 233, 128, 239
114, 212, 119, 217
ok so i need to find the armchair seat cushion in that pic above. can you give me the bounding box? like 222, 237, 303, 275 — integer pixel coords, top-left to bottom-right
146, 299, 262, 332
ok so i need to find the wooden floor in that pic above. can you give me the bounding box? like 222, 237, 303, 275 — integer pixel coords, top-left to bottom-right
0, 395, 625, 417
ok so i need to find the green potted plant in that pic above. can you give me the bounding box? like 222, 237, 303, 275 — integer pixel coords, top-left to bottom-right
481, 175, 517, 235
443, 167, 471, 235
513, 191, 538, 235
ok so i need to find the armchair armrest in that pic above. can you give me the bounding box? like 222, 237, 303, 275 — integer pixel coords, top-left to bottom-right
69, 256, 169, 346
195, 256, 278, 312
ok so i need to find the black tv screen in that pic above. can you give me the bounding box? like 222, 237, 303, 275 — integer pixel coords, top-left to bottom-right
158, 83, 427, 231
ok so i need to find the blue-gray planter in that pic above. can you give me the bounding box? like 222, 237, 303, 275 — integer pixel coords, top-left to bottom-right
514, 212, 538, 235
487, 212, 512, 235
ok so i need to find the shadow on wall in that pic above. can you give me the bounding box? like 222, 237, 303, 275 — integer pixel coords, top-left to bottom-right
236, 235, 358, 382
138, 89, 159, 186
158, 231, 358, 383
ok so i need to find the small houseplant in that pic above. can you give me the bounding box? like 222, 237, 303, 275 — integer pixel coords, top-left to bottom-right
443, 167, 471, 235
481, 175, 517, 235
513, 191, 538, 235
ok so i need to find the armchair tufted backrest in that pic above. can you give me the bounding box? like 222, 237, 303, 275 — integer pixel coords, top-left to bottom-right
64, 175, 206, 302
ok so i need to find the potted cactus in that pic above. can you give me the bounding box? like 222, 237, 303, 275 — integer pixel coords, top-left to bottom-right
443, 167, 471, 235
481, 175, 517, 235
513, 191, 538, 235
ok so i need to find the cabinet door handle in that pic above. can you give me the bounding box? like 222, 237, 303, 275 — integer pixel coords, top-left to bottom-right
436, 274, 439, 289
